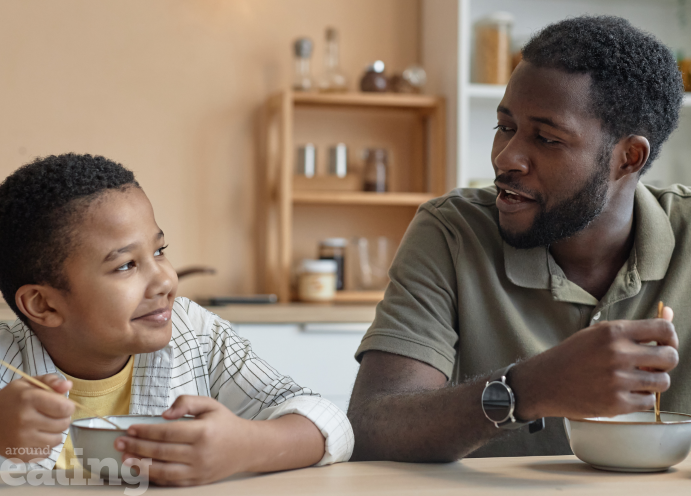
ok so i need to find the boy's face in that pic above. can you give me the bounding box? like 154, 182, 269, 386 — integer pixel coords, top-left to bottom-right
54, 186, 178, 360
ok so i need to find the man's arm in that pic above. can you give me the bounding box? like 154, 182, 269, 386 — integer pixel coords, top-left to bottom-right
349, 313, 678, 462
348, 351, 501, 462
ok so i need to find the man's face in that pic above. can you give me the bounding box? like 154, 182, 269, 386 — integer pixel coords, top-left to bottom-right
55, 187, 178, 360
492, 62, 614, 248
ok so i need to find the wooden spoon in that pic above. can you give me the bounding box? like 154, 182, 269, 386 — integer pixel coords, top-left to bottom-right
655, 301, 663, 423
0, 359, 121, 429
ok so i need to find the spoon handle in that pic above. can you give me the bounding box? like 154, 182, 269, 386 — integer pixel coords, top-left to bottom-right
655, 301, 664, 423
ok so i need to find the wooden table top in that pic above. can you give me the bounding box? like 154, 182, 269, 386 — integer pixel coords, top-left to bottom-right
3, 455, 691, 495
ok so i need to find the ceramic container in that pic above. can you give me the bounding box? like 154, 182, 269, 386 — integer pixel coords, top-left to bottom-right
70, 415, 192, 480
564, 411, 691, 472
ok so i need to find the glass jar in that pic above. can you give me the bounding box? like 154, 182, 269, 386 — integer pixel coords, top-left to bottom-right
363, 148, 388, 192
474, 12, 514, 85
297, 259, 337, 302
360, 61, 388, 92
319, 238, 347, 290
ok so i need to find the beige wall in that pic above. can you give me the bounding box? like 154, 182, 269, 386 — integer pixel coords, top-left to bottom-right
0, 0, 420, 298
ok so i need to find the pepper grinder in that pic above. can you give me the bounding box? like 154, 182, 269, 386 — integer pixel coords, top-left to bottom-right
293, 38, 314, 91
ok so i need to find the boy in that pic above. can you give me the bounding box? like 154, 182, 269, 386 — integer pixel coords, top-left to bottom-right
0, 154, 353, 486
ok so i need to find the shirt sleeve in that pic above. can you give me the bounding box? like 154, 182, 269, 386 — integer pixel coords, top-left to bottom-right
355, 205, 459, 378
199, 305, 354, 465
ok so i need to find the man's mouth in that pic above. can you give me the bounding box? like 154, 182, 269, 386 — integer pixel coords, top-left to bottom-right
499, 188, 535, 204
495, 182, 536, 203
495, 183, 538, 214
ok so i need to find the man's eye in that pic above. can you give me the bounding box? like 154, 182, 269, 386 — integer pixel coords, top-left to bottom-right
155, 244, 169, 257
493, 125, 513, 133
117, 261, 135, 272
537, 135, 559, 145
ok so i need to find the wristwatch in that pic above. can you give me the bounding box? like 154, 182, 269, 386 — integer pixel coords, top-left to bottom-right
481, 364, 545, 433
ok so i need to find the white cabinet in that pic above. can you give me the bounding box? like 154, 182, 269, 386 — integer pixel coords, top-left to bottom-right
234, 323, 369, 413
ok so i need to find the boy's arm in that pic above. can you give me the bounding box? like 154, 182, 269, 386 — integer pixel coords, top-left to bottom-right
196, 303, 353, 465
116, 395, 325, 486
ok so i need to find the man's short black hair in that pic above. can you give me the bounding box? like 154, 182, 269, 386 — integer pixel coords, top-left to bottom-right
0, 153, 139, 322
522, 15, 684, 173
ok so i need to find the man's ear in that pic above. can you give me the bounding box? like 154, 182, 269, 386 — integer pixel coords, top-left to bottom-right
15, 285, 64, 328
613, 135, 650, 179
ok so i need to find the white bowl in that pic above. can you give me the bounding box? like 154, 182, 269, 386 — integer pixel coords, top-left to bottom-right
70, 415, 192, 480
564, 411, 691, 472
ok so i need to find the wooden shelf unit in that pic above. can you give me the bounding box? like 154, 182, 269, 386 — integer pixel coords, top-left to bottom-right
292, 191, 436, 206
259, 91, 446, 303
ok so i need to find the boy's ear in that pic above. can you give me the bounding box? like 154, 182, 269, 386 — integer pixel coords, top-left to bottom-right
15, 285, 64, 328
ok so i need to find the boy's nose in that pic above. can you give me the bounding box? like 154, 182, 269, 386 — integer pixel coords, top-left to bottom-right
146, 264, 177, 298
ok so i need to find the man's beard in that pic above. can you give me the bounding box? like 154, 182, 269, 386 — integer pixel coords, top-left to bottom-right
497, 147, 611, 249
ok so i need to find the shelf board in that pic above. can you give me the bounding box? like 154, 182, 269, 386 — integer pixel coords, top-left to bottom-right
292, 191, 435, 206
291, 91, 441, 109
333, 290, 385, 304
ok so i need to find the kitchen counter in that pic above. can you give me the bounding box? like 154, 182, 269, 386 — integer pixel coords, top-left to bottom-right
0, 302, 377, 324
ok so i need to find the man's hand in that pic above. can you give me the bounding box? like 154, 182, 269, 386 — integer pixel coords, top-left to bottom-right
0, 374, 74, 463
512, 307, 678, 420
116, 395, 325, 487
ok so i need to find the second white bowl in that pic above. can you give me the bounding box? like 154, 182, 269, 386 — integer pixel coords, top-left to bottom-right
564, 411, 691, 472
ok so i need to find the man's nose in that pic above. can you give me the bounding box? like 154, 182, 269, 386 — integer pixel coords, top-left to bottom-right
493, 136, 530, 175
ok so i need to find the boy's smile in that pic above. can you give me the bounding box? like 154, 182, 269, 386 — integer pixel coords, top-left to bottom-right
27, 186, 178, 380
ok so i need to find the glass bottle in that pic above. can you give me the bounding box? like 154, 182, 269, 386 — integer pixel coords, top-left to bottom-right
319, 28, 348, 93
363, 148, 388, 192
293, 38, 314, 92
319, 238, 347, 290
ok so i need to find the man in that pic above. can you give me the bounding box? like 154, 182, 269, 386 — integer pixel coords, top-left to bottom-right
347, 15, 687, 461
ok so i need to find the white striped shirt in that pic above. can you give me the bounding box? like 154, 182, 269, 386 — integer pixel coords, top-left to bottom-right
0, 297, 354, 469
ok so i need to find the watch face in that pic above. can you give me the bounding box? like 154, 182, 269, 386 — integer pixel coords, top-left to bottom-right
482, 382, 512, 423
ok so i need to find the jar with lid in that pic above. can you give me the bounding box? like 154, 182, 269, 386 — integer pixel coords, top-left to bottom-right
474, 12, 514, 85
363, 148, 388, 192
319, 238, 347, 290
360, 61, 388, 92
297, 259, 337, 302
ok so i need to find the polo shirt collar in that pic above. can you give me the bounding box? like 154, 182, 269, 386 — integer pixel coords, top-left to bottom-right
504, 182, 675, 295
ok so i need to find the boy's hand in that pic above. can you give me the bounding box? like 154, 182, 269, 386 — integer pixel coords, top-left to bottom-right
0, 374, 74, 463
115, 396, 257, 486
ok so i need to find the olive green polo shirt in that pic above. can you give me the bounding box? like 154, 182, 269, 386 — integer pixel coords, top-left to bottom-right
355, 182, 691, 458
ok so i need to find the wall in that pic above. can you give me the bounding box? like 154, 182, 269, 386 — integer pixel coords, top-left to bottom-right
0, 0, 420, 298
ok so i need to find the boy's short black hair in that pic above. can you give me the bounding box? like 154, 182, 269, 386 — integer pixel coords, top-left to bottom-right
0, 153, 139, 322
522, 15, 684, 173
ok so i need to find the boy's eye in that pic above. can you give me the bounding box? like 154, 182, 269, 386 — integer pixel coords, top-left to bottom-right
117, 261, 135, 272
155, 244, 168, 257
493, 124, 514, 134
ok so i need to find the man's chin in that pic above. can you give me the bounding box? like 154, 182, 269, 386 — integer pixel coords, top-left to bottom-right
498, 224, 545, 250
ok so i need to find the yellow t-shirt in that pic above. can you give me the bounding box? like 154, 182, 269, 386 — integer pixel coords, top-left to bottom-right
54, 356, 133, 470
